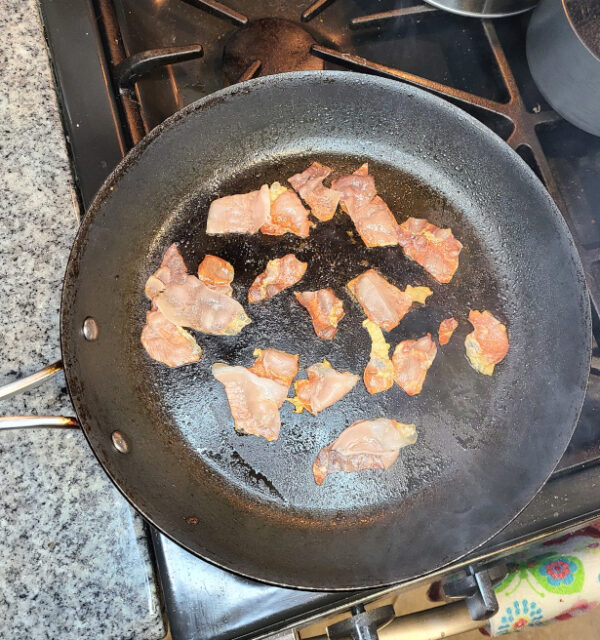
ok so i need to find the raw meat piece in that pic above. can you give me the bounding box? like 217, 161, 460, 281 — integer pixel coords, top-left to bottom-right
213, 347, 298, 441
141, 309, 202, 367
331, 163, 376, 215
347, 269, 432, 331
197, 254, 234, 296
155, 276, 251, 335
249, 348, 299, 388
332, 164, 398, 247
347, 195, 399, 248
206, 184, 270, 234
145, 243, 188, 300
289, 360, 359, 415
397, 217, 463, 284
465, 310, 509, 376
294, 289, 345, 340
142, 245, 250, 367
392, 334, 437, 396
438, 317, 458, 346
212, 364, 288, 441
260, 183, 312, 237
313, 419, 417, 485
146, 245, 251, 336
362, 319, 394, 394
288, 162, 341, 222
248, 254, 307, 303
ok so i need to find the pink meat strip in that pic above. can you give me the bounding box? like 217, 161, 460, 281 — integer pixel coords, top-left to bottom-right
206, 184, 270, 234
392, 333, 438, 396
261, 189, 311, 238
397, 217, 463, 284
197, 254, 234, 296
331, 163, 399, 247
145, 244, 251, 337
141, 309, 202, 368
142, 244, 203, 366
288, 162, 341, 222
289, 361, 359, 415
248, 254, 308, 303
347, 269, 432, 331
313, 419, 417, 485
294, 289, 345, 340
212, 348, 299, 442
155, 276, 251, 335
144, 243, 188, 300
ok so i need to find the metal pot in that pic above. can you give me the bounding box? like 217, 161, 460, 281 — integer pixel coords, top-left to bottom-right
527, 0, 600, 137
422, 0, 537, 18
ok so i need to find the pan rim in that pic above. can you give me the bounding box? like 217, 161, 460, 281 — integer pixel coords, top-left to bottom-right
60, 70, 592, 590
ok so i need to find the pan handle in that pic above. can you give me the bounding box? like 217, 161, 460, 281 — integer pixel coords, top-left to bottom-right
0, 360, 64, 401
0, 361, 79, 430
0, 416, 79, 430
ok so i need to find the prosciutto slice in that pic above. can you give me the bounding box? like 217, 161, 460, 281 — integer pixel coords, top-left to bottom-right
206, 184, 270, 234
141, 309, 202, 367
397, 217, 463, 284
332, 164, 399, 247
155, 276, 251, 335
313, 419, 417, 485
438, 317, 458, 346
248, 254, 307, 303
289, 360, 359, 415
288, 162, 341, 222
294, 289, 345, 340
144, 243, 188, 300
142, 244, 204, 365
261, 184, 311, 238
248, 348, 299, 388
347, 269, 432, 331
392, 334, 437, 396
213, 348, 298, 441
197, 255, 234, 296
465, 310, 509, 376
331, 163, 376, 216
145, 245, 251, 336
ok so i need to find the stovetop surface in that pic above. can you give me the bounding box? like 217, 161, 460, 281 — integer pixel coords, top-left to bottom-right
37, 1, 600, 639
114, 0, 505, 129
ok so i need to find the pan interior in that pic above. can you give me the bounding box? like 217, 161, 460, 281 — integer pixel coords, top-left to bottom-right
139, 155, 509, 514
62, 73, 590, 589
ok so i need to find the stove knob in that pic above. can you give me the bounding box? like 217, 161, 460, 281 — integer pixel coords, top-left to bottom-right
327, 604, 395, 640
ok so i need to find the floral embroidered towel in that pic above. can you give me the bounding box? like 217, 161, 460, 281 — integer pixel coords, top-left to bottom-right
488, 523, 600, 635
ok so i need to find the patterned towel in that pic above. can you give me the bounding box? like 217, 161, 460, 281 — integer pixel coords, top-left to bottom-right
487, 523, 600, 635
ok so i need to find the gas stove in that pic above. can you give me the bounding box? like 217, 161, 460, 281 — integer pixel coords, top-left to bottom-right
38, 1, 600, 639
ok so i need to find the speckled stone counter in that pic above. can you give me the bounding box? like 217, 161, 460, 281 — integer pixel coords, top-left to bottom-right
0, 1, 165, 638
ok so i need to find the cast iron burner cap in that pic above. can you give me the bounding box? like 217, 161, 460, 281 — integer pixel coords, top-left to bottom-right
222, 17, 324, 84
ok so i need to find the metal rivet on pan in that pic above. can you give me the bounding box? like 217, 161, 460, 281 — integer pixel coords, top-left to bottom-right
111, 431, 129, 454
82, 317, 99, 341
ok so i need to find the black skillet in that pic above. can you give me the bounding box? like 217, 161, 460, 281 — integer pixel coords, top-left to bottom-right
22, 72, 594, 590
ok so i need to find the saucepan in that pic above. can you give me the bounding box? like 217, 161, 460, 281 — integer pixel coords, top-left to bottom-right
527, 0, 600, 137
422, 0, 537, 18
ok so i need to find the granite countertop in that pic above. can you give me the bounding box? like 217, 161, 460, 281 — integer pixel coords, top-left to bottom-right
0, 1, 165, 638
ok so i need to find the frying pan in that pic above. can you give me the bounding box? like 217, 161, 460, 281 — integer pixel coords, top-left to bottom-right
1, 72, 590, 590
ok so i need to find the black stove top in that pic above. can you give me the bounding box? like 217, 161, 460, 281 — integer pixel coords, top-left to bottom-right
38, 1, 600, 639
